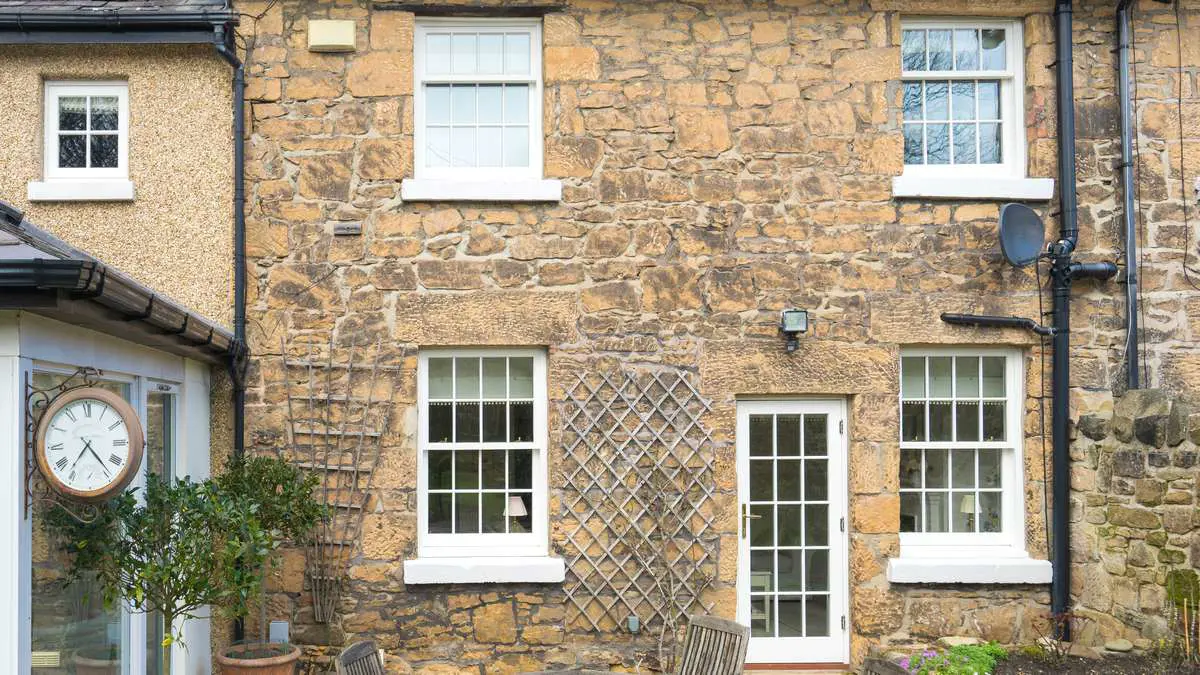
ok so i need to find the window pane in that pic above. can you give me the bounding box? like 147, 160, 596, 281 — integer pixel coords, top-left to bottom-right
805, 550, 829, 592
429, 401, 452, 442
979, 491, 1002, 532
779, 504, 803, 546
903, 124, 924, 165
426, 84, 451, 124
429, 493, 452, 532
455, 402, 480, 442
509, 401, 533, 442
979, 122, 1002, 164
59, 96, 86, 130
926, 123, 949, 164
478, 34, 504, 74
482, 401, 506, 441
803, 415, 826, 456
925, 448, 948, 488
455, 357, 480, 397
951, 81, 975, 120
901, 356, 925, 398
455, 449, 479, 489
482, 450, 505, 488
509, 357, 534, 398
750, 460, 773, 501
509, 449, 532, 489
478, 126, 503, 167
902, 29, 926, 71
900, 449, 922, 489
982, 357, 1006, 396
510, 492, 533, 532
482, 493, 506, 532
59, 134, 86, 168
925, 81, 948, 120
750, 597, 771, 638
451, 86, 476, 124
478, 85, 503, 124
982, 401, 1005, 441
452, 33, 476, 74
928, 29, 952, 70
482, 357, 507, 398
929, 401, 952, 441
806, 595, 829, 636
804, 504, 827, 546
751, 551, 774, 591
952, 123, 977, 164
503, 126, 529, 167
452, 127, 476, 166
750, 504, 773, 546
952, 491, 976, 532
504, 33, 531, 74
981, 29, 1006, 70
504, 85, 529, 123
427, 33, 451, 74
91, 134, 118, 168
956, 356, 980, 397
779, 550, 803, 591
91, 96, 118, 130
429, 358, 453, 398
979, 448, 1001, 488
929, 356, 952, 397
777, 415, 801, 456
903, 81, 923, 120
805, 459, 827, 501
952, 448, 975, 488
777, 459, 801, 501
429, 450, 452, 489
954, 29, 979, 70
750, 415, 773, 456
925, 492, 949, 532
956, 401, 980, 441
900, 493, 921, 532
902, 401, 926, 442
978, 82, 1000, 119
455, 493, 479, 533
779, 597, 804, 637
426, 127, 451, 168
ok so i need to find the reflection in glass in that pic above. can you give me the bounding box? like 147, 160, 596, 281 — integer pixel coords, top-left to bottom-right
900, 492, 922, 532
428, 358, 453, 397
509, 357, 534, 397
978, 82, 1001, 119
426, 85, 451, 124
901, 356, 925, 398
925, 82, 948, 120
482, 493, 506, 533
928, 29, 952, 69
750, 597, 771, 637
455, 493, 479, 533
428, 450, 452, 489
452, 33, 476, 74
482, 357, 507, 397
904, 124, 924, 165
979, 448, 1001, 488
59, 135, 86, 168
925, 449, 948, 488
900, 449, 922, 489
953, 123, 977, 164
503, 126, 530, 167
504, 85, 529, 123
91, 97, 118, 130
927, 123, 949, 164
478, 85, 503, 125
981, 29, 1006, 70
91, 135, 118, 168
952, 448, 975, 488
504, 33, 530, 74
429, 493, 452, 532
427, 34, 451, 74
902, 29, 927, 71
929, 357, 952, 396
980, 491, 1002, 532
980, 123, 1002, 164
954, 29, 979, 70
477, 34, 503, 74
59, 96, 87, 130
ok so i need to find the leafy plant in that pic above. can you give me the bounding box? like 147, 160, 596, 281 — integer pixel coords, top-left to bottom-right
1154, 573, 1200, 667
1029, 610, 1093, 666
898, 642, 1008, 675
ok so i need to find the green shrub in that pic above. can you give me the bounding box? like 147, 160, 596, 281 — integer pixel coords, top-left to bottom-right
898, 642, 1008, 675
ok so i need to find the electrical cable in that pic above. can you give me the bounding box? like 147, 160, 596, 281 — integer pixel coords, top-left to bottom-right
1174, 0, 1200, 292
1036, 256, 1051, 557
1129, 1, 1152, 384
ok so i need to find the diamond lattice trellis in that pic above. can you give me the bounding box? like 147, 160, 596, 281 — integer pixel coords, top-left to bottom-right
559, 368, 717, 633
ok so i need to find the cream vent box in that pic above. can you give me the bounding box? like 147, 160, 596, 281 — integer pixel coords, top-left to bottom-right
308, 19, 356, 52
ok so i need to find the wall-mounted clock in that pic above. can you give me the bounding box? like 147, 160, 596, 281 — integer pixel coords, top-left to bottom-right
35, 387, 144, 503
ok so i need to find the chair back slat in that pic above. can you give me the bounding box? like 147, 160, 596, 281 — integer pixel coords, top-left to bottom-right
335, 640, 385, 675
675, 615, 750, 675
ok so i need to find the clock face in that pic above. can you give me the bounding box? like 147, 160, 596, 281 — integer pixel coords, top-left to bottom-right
36, 387, 143, 502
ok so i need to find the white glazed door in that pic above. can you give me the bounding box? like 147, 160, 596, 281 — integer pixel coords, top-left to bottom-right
736, 400, 849, 665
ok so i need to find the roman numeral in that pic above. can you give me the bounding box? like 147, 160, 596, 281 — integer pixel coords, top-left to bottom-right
108, 420, 122, 431
49, 443, 63, 452
112, 439, 128, 447
83, 402, 93, 417
55, 457, 68, 470
109, 454, 123, 466
63, 408, 77, 422
98, 404, 108, 421
51, 426, 65, 433
69, 470, 76, 482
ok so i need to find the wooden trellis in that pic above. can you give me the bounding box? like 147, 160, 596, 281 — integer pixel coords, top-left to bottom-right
559, 368, 717, 633
280, 337, 393, 623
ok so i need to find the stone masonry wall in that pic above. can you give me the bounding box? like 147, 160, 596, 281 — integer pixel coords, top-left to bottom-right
232, 0, 1200, 672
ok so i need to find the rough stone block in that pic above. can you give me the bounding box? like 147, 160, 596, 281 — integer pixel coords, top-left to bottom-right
1111, 449, 1146, 478
1134, 415, 1168, 447
1078, 414, 1110, 441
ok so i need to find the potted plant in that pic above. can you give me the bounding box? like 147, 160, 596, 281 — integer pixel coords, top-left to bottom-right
72, 643, 120, 675
48, 455, 323, 675
214, 455, 325, 674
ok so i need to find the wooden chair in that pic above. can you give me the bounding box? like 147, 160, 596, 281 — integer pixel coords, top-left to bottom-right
675, 615, 751, 675
335, 640, 385, 675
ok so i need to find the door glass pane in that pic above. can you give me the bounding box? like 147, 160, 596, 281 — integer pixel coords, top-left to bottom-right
805, 550, 829, 592
750, 459, 773, 501
805, 595, 830, 637
803, 415, 826, 456
749, 505, 773, 546
804, 459, 827, 501
776, 416, 801, 456
778, 505, 803, 547
749, 416, 772, 456
749, 597, 771, 638
778, 597, 804, 637
777, 460, 801, 501
751, 551, 774, 592
804, 505, 828, 546
778, 550, 803, 591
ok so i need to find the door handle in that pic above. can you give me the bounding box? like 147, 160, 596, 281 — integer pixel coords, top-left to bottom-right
741, 503, 761, 539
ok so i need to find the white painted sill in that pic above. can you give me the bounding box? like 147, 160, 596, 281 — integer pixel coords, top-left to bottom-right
27, 179, 135, 202
892, 174, 1054, 201
887, 556, 1052, 584
400, 178, 563, 202
403, 556, 566, 584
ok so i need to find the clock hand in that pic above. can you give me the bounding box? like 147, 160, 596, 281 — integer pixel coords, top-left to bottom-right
69, 439, 92, 470
86, 445, 111, 479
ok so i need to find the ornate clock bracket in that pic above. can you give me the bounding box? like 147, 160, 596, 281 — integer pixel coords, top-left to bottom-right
24, 368, 103, 523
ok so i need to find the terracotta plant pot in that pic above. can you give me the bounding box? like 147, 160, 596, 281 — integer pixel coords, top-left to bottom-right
216, 643, 301, 675
74, 647, 120, 675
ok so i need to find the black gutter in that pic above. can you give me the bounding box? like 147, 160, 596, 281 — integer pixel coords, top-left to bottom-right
0, 10, 236, 29
1116, 0, 1140, 389
940, 313, 1056, 337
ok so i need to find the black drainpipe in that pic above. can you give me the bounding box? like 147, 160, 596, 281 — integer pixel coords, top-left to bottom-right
213, 22, 248, 644
1116, 0, 1140, 390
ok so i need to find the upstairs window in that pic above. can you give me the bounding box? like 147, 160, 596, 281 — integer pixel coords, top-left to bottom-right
31, 81, 132, 201
413, 19, 543, 182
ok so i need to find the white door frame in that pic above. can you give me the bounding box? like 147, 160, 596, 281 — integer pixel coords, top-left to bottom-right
735, 398, 850, 665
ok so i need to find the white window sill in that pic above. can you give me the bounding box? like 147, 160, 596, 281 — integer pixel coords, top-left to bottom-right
403, 556, 565, 584
887, 556, 1052, 584
400, 178, 562, 202
27, 179, 134, 202
892, 175, 1054, 201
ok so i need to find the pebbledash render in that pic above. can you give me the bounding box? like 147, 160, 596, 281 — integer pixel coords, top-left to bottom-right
235, 0, 1200, 672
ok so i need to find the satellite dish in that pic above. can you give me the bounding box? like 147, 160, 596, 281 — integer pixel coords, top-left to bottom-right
998, 203, 1045, 268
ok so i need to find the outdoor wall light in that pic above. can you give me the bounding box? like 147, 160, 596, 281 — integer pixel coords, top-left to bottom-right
627, 615, 641, 634
779, 309, 808, 353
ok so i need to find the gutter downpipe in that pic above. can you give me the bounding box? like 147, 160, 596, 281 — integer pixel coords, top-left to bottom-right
213, 22, 248, 644
1052, 0, 1077, 640
1116, 0, 1140, 389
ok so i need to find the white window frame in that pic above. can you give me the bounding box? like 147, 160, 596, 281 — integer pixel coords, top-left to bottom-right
403, 18, 562, 202
888, 347, 1050, 584
414, 348, 549, 560
29, 81, 134, 202
893, 18, 1053, 200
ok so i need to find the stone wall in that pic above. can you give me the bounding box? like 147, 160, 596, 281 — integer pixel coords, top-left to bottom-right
1072, 389, 1200, 648
231, 0, 1200, 672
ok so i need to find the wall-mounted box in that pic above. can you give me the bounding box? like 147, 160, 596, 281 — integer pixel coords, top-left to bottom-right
308, 19, 356, 52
